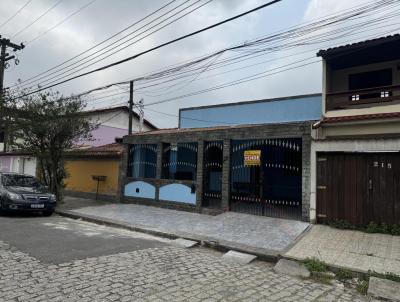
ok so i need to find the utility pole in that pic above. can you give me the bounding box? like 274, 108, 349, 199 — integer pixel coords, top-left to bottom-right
138, 98, 144, 133
0, 36, 25, 152
128, 80, 133, 135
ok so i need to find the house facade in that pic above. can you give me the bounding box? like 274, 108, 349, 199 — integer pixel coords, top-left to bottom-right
64, 143, 123, 201
0, 106, 157, 175
120, 94, 321, 221
310, 34, 400, 225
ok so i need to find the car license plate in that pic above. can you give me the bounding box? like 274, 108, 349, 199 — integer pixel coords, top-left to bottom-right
31, 204, 44, 209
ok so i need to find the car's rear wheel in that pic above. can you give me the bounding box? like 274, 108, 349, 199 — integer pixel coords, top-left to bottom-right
42, 210, 54, 217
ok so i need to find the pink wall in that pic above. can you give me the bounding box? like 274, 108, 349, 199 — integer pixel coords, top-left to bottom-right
80, 125, 128, 147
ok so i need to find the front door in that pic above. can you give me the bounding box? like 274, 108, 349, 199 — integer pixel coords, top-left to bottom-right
317, 153, 400, 225
368, 154, 400, 225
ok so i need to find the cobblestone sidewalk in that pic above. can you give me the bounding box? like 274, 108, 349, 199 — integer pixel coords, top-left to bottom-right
0, 240, 378, 301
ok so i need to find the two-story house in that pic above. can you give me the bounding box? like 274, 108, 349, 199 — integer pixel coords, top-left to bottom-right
311, 34, 400, 225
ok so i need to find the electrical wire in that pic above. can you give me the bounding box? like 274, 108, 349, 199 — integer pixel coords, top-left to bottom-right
12, 0, 283, 98
11, 0, 64, 38
27, 0, 99, 45
73, 0, 400, 101
21, 0, 213, 90
0, 0, 33, 30
13, 0, 179, 86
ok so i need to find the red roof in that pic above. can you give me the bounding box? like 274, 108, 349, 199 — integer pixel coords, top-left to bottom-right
65, 143, 123, 158
313, 112, 400, 128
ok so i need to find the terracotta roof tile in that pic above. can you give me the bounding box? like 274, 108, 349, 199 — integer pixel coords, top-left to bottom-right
317, 34, 400, 58
65, 143, 123, 157
313, 112, 400, 128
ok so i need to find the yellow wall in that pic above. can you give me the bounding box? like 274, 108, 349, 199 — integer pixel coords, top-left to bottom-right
64, 159, 120, 195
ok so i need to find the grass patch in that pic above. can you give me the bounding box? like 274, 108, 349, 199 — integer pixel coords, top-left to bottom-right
329, 219, 356, 230
335, 268, 353, 282
356, 280, 369, 295
328, 220, 400, 236
303, 258, 328, 273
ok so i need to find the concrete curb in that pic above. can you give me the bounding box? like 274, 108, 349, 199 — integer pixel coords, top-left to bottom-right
55, 209, 280, 263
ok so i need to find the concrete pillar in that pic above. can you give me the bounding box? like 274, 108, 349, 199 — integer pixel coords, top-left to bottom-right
309, 140, 317, 223
156, 142, 163, 179
221, 139, 230, 211
195, 140, 204, 210
117, 144, 129, 202
155, 142, 163, 201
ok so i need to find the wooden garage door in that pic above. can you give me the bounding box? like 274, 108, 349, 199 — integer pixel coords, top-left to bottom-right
317, 153, 400, 225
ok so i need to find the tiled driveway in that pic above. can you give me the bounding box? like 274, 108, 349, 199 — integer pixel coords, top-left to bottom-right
63, 199, 309, 255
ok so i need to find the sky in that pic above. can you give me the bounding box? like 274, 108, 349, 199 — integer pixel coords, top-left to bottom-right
0, 0, 398, 128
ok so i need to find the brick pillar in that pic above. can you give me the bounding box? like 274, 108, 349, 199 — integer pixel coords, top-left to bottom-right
156, 142, 163, 179
155, 142, 163, 200
117, 143, 129, 203
195, 140, 204, 210
221, 139, 230, 211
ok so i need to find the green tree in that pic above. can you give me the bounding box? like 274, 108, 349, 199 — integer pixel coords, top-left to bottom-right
7, 90, 96, 202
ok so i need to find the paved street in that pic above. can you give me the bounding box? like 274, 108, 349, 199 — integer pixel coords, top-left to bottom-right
0, 214, 377, 301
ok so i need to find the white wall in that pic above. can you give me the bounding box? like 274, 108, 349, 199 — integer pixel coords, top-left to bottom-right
8, 156, 37, 176
88, 110, 153, 132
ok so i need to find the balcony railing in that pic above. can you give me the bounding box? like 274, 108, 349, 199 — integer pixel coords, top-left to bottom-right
326, 84, 400, 111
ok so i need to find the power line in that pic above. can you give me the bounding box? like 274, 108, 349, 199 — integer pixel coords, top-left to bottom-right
74, 0, 395, 105
0, 0, 33, 30
13, 0, 283, 98
27, 0, 99, 45
135, 16, 400, 96
13, 0, 179, 86
51, 0, 400, 94
11, 0, 64, 38
21, 0, 213, 89
15, 0, 392, 94
75, 1, 400, 100
144, 57, 320, 107
17, 0, 397, 95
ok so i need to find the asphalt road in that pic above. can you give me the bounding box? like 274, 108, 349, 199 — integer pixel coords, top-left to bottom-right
0, 212, 168, 264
